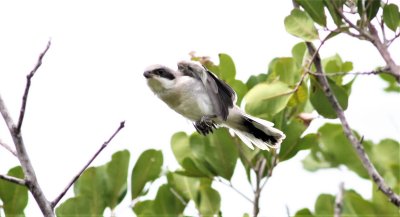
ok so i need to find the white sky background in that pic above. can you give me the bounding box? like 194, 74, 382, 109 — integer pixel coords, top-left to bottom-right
0, 0, 399, 216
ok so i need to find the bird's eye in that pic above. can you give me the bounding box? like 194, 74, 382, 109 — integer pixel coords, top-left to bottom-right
155, 69, 165, 75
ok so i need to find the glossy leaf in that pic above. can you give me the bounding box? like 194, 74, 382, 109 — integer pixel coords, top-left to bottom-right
244, 80, 293, 119
309, 77, 350, 119
274, 57, 300, 85
106, 150, 130, 208
131, 149, 163, 199
324, 0, 343, 26
342, 190, 376, 216
294, 208, 315, 217
230, 79, 248, 105
284, 9, 319, 41
314, 194, 334, 216
278, 118, 308, 161
56, 196, 102, 217
0, 166, 28, 217
296, 0, 327, 26
383, 4, 400, 31
246, 73, 268, 90
73, 166, 108, 213
167, 172, 201, 201
291, 42, 307, 67
379, 72, 400, 92
153, 184, 186, 216
171, 132, 215, 177
133, 200, 155, 217
218, 53, 236, 82
196, 186, 221, 216
365, 0, 381, 21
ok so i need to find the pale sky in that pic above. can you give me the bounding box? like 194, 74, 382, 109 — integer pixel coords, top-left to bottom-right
0, 0, 399, 216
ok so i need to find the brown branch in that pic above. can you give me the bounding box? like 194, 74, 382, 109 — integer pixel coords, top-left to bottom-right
0, 174, 26, 186
306, 42, 400, 207
51, 121, 125, 208
17, 40, 51, 133
0, 95, 54, 216
0, 139, 17, 156
334, 182, 345, 217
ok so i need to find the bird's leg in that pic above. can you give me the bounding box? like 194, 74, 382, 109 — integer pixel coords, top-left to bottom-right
194, 115, 217, 135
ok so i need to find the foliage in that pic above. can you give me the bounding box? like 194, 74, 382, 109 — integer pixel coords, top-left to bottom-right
1, 0, 399, 216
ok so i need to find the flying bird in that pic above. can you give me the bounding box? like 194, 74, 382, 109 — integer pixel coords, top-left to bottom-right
143, 61, 285, 150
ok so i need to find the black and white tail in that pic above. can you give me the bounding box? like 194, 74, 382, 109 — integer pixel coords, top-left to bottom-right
226, 113, 285, 150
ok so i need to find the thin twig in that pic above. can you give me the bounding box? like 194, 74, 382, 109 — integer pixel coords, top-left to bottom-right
334, 182, 345, 217
0, 139, 17, 156
17, 40, 51, 133
0, 174, 26, 186
306, 42, 400, 207
307, 68, 388, 77
215, 178, 254, 204
51, 121, 125, 208
0, 41, 55, 216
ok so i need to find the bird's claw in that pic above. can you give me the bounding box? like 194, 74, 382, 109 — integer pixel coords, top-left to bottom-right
194, 115, 217, 135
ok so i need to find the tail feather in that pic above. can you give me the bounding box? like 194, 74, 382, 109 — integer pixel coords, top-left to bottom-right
227, 114, 285, 150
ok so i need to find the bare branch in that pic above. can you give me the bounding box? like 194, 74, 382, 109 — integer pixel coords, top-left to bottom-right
0, 139, 17, 157
215, 177, 254, 204
307, 67, 388, 77
0, 94, 54, 216
306, 42, 400, 207
17, 40, 51, 133
0, 174, 26, 186
334, 182, 345, 217
51, 121, 125, 208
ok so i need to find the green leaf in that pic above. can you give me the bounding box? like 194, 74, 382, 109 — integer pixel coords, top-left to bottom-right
73, 167, 108, 213
342, 190, 376, 216
56, 196, 102, 217
314, 194, 335, 216
131, 149, 163, 199
383, 4, 400, 31
294, 208, 315, 217
167, 172, 202, 201
365, 0, 381, 21
171, 132, 215, 177
309, 77, 350, 119
153, 184, 186, 216
230, 79, 248, 105
324, 0, 343, 26
244, 80, 293, 119
284, 8, 319, 41
274, 57, 300, 85
379, 72, 400, 92
246, 73, 268, 90
196, 186, 221, 217
278, 118, 308, 161
370, 139, 400, 180
218, 53, 236, 82
0, 166, 28, 217
106, 150, 130, 209
296, 0, 327, 26
291, 42, 307, 67
132, 200, 155, 217
372, 183, 400, 215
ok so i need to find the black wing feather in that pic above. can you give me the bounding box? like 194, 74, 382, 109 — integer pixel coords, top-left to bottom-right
205, 69, 235, 120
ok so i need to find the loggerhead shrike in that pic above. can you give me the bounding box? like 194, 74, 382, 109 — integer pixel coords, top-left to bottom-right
143, 61, 285, 150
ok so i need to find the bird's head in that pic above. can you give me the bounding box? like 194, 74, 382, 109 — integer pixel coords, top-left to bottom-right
143, 64, 179, 93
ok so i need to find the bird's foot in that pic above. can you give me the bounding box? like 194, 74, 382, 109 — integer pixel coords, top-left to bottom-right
194, 115, 217, 135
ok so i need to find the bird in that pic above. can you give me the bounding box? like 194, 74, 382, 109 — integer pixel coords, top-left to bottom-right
143, 61, 285, 150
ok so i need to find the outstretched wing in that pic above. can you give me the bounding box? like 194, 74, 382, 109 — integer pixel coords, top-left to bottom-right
178, 61, 236, 120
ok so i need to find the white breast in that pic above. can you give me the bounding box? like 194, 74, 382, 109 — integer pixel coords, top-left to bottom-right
158, 76, 214, 121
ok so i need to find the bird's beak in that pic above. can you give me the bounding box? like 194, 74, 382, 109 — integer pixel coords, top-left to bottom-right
143, 71, 152, 78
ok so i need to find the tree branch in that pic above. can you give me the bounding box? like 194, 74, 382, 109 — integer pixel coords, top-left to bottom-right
306, 42, 400, 207
17, 40, 51, 133
215, 178, 254, 205
0, 174, 26, 186
334, 182, 345, 217
51, 121, 125, 208
0, 41, 55, 216
0, 139, 17, 157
